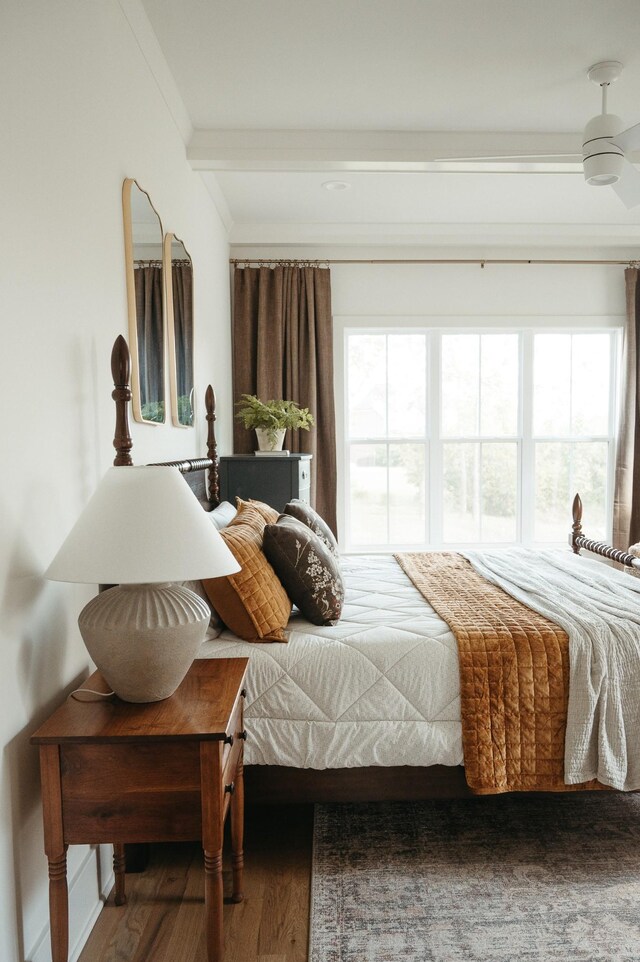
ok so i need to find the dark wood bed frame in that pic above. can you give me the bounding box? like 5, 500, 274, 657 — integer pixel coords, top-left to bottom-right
110, 335, 633, 803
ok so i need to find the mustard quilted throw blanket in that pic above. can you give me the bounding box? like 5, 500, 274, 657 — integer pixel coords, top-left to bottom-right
395, 551, 604, 794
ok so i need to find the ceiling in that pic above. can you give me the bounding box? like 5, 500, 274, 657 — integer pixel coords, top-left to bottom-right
139, 0, 640, 248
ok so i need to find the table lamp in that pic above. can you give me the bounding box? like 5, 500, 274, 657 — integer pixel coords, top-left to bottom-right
45, 465, 240, 702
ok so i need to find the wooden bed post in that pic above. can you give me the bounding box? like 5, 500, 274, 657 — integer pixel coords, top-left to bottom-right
111, 335, 133, 467
570, 493, 583, 553
205, 385, 220, 507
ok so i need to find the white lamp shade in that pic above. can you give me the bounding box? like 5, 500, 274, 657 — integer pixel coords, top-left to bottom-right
46, 466, 241, 584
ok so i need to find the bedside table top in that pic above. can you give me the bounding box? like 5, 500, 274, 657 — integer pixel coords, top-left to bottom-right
220, 453, 312, 461
31, 657, 248, 745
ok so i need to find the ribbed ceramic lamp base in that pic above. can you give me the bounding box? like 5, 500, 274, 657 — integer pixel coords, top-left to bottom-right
78, 583, 210, 702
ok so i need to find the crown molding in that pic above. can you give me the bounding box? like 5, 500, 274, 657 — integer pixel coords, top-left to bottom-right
199, 173, 234, 234
228, 221, 640, 248
119, 0, 193, 145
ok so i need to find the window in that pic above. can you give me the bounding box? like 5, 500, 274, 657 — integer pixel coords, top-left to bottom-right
347, 333, 428, 546
343, 328, 618, 551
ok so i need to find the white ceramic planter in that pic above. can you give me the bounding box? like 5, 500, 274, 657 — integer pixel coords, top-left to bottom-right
255, 427, 286, 451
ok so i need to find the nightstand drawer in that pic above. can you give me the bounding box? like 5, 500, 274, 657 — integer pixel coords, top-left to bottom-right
222, 695, 244, 770
222, 736, 242, 813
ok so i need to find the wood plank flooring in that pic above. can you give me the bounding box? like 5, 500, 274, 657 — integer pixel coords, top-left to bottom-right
78, 805, 314, 962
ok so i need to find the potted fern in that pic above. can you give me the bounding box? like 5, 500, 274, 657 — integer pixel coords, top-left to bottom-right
235, 394, 314, 451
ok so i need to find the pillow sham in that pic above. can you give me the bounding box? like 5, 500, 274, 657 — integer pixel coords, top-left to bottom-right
283, 499, 339, 559
237, 497, 279, 525
263, 514, 344, 626
230, 499, 272, 536
209, 500, 237, 530
181, 502, 240, 633
202, 511, 291, 642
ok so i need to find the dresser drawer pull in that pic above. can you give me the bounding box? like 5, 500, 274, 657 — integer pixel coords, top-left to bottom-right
241, 689, 247, 699
239, 730, 247, 741
225, 782, 235, 796
224, 734, 234, 747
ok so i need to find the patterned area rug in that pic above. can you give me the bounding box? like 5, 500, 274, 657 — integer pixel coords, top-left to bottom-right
310, 795, 640, 962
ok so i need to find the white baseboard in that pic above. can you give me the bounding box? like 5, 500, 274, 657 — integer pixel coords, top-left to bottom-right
28, 845, 114, 962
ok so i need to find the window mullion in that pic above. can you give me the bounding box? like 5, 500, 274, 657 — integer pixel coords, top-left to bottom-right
521, 331, 534, 544
606, 330, 619, 543
430, 333, 442, 547
385, 336, 390, 546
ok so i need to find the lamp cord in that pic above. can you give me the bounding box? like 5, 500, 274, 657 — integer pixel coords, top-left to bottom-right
70, 687, 116, 702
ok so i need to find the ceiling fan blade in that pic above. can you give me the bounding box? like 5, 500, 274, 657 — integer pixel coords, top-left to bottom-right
436, 153, 580, 163
610, 122, 640, 153
611, 159, 640, 209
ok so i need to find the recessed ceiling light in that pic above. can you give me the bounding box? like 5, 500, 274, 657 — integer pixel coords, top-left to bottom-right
322, 180, 351, 191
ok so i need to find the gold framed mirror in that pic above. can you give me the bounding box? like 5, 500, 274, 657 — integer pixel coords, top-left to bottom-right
164, 232, 194, 428
122, 178, 165, 424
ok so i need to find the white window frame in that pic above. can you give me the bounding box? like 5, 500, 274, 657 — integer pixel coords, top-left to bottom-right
335, 315, 622, 553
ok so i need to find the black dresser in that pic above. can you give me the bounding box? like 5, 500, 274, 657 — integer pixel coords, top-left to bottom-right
219, 454, 312, 513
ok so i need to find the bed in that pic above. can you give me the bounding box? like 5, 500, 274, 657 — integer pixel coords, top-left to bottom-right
110, 335, 640, 803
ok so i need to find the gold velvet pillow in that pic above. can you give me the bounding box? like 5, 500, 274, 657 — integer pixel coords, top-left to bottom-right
202, 506, 291, 642
236, 497, 279, 525
231, 499, 271, 535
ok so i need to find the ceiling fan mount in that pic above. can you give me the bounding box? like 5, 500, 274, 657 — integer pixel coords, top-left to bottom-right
586, 61, 623, 87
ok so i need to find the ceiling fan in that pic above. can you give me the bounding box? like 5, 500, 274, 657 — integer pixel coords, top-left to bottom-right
581, 61, 640, 208
437, 61, 640, 209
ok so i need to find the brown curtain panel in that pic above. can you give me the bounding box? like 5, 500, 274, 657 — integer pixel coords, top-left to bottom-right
172, 261, 193, 400
613, 267, 640, 548
232, 265, 337, 535
134, 263, 164, 411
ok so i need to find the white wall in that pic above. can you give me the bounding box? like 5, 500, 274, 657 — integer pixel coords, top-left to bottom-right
0, 3, 232, 960
231, 245, 628, 543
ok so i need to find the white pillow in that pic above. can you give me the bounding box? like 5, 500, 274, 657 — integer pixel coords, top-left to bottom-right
209, 501, 237, 530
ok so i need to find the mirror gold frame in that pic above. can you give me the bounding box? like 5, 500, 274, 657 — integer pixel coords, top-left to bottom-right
122, 178, 165, 425
164, 232, 195, 428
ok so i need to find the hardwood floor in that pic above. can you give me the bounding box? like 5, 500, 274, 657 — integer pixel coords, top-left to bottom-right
78, 805, 314, 962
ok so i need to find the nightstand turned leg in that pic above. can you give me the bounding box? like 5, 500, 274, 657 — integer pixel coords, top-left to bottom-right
204, 850, 224, 962
113, 843, 127, 905
230, 756, 245, 903
200, 741, 225, 962
48, 847, 69, 962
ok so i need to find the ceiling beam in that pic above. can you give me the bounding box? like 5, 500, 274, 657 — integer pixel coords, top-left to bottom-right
188, 129, 583, 172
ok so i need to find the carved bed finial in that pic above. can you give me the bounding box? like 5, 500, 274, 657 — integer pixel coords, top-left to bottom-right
111, 335, 133, 466
205, 384, 219, 506
570, 490, 640, 567
570, 492, 583, 553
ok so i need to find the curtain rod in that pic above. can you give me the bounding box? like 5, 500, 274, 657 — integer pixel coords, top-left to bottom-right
230, 257, 640, 267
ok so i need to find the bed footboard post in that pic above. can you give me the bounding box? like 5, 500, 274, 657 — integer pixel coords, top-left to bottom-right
111, 335, 133, 467
205, 385, 220, 507
570, 493, 583, 554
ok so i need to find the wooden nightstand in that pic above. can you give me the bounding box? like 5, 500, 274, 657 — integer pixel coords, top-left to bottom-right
31, 657, 249, 962
219, 453, 312, 511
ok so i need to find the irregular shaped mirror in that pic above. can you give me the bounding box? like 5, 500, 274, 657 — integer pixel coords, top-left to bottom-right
122, 178, 165, 424
165, 233, 194, 427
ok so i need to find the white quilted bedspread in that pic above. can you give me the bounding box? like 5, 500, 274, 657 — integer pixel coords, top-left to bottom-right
199, 554, 463, 769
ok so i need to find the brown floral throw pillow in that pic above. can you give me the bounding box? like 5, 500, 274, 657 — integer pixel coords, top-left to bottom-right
283, 499, 339, 560
263, 515, 344, 625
